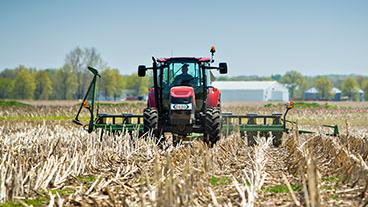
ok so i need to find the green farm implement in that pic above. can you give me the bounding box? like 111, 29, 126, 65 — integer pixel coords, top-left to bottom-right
73, 67, 144, 139
221, 102, 339, 146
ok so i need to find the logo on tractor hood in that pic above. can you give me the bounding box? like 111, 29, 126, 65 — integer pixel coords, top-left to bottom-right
170, 103, 192, 110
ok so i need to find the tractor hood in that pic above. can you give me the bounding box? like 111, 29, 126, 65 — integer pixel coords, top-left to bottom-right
170, 86, 195, 98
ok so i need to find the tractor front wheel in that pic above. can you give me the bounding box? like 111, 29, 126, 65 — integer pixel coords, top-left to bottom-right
204, 108, 221, 147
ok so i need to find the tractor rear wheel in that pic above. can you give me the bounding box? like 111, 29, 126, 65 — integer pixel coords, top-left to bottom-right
143, 108, 159, 141
204, 108, 221, 147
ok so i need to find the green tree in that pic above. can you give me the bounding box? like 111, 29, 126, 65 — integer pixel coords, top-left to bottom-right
280, 70, 305, 99
65, 47, 105, 99
53, 64, 78, 99
124, 74, 148, 96
314, 76, 333, 99
0, 78, 15, 99
115, 74, 125, 100
271, 74, 282, 81
137, 76, 149, 96
341, 77, 359, 101
356, 76, 366, 88
12, 66, 36, 99
362, 79, 368, 101
0, 68, 18, 79
35, 71, 53, 100
100, 68, 123, 100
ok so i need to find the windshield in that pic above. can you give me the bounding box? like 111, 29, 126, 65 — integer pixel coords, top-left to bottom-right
162, 62, 201, 87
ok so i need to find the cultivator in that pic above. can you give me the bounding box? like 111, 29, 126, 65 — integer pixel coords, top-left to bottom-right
73, 67, 144, 139
221, 102, 339, 146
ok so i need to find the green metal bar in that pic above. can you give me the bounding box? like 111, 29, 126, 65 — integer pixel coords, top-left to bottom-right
86, 66, 100, 133
322, 124, 339, 136
88, 75, 97, 133
95, 123, 144, 132
73, 74, 97, 127
297, 129, 314, 134
240, 125, 285, 132
333, 125, 339, 136
222, 124, 285, 132
221, 125, 238, 131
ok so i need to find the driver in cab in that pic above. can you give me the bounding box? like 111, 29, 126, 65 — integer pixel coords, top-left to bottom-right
173, 64, 194, 86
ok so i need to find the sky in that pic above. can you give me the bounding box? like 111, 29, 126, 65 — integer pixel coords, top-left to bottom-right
0, 0, 367, 76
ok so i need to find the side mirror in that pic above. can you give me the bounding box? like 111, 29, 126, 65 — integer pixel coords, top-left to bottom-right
219, 62, 228, 74
138, 65, 146, 77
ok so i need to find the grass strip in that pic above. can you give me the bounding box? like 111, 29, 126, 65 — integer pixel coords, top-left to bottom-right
209, 176, 232, 186
0, 100, 29, 107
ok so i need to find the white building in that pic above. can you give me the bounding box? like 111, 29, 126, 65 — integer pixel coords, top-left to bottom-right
212, 81, 289, 102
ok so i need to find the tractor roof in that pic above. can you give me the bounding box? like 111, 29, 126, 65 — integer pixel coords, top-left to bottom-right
157, 57, 211, 63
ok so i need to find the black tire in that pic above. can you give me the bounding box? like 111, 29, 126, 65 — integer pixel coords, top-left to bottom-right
260, 132, 269, 139
272, 132, 283, 147
204, 108, 221, 147
247, 132, 257, 146
240, 131, 246, 139
143, 108, 158, 137
172, 134, 181, 147
246, 114, 257, 147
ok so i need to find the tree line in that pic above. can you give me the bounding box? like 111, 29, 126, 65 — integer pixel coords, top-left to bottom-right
218, 71, 368, 101
0, 47, 148, 100
279, 71, 368, 101
1, 47, 367, 101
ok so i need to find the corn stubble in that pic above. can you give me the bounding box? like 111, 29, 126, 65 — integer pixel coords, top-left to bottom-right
0, 105, 367, 207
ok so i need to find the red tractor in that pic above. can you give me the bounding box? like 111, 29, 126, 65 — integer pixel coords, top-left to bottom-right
73, 49, 339, 147
138, 47, 227, 146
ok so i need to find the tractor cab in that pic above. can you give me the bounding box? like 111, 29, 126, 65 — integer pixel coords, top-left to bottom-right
155, 57, 215, 113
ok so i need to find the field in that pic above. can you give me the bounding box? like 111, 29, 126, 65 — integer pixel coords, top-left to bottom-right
0, 101, 367, 207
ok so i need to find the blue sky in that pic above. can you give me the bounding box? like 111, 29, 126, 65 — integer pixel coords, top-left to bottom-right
0, 0, 367, 76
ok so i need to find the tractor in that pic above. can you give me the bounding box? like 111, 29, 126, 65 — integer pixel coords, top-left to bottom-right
137, 47, 227, 146
72, 47, 339, 147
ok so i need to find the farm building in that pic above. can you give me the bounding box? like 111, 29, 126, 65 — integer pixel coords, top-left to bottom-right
331, 87, 342, 101
304, 88, 319, 100
304, 87, 343, 101
304, 87, 365, 101
358, 89, 365, 101
212, 81, 289, 102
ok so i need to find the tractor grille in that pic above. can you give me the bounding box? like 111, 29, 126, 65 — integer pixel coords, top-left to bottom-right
170, 97, 192, 104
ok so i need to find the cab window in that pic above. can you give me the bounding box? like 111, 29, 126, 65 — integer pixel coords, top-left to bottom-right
166, 62, 201, 86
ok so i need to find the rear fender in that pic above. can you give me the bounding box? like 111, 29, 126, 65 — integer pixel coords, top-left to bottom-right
148, 88, 156, 107
207, 87, 220, 107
